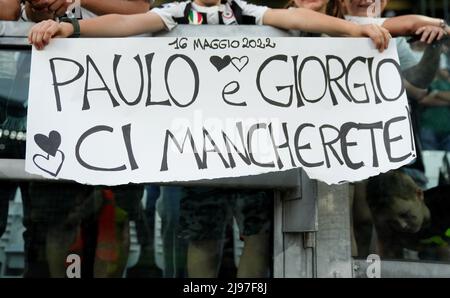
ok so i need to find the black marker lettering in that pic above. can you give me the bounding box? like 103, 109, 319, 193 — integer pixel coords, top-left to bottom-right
268, 122, 296, 169
160, 128, 204, 171
294, 123, 324, 168
49, 57, 84, 112
165, 54, 199, 108
298, 56, 328, 103
145, 53, 171, 106
83, 55, 119, 111
113, 54, 145, 106
326, 55, 352, 105
247, 123, 275, 168
202, 128, 230, 169
222, 122, 251, 168
319, 124, 344, 168
345, 57, 370, 104
222, 81, 246, 106
257, 55, 293, 107
384, 116, 412, 162
121, 124, 138, 170
376, 59, 405, 102
75, 125, 126, 171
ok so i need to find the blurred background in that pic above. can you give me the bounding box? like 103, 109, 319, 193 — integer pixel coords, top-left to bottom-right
153, 0, 450, 19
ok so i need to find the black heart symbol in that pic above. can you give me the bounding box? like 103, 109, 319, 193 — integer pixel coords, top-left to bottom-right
210, 55, 231, 72
231, 56, 249, 72
33, 150, 65, 177
34, 131, 61, 157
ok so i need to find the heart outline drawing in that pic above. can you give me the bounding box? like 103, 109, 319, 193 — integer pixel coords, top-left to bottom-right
33, 130, 65, 177
33, 150, 65, 177
231, 56, 249, 72
210, 55, 231, 72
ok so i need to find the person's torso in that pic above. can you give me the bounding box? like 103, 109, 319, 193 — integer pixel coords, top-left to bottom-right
420, 185, 450, 242
161, 0, 262, 25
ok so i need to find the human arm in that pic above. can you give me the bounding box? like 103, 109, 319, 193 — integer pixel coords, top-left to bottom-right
80, 0, 151, 16
403, 44, 442, 89
24, 0, 151, 22
404, 80, 429, 102
28, 12, 165, 49
419, 90, 450, 106
383, 15, 449, 43
262, 8, 390, 51
438, 68, 450, 81
383, 15, 449, 37
0, 0, 20, 21
406, 78, 450, 107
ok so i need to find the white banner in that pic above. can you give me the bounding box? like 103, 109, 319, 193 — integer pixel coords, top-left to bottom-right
26, 37, 415, 185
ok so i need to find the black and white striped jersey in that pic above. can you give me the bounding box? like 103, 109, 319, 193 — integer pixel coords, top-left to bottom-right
150, 0, 268, 31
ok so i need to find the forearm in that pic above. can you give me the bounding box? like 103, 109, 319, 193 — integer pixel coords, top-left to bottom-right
420, 92, 450, 106
0, 0, 20, 21
403, 44, 441, 88
383, 15, 447, 37
80, 0, 150, 16
76, 12, 163, 37
438, 69, 450, 81
404, 80, 427, 101
436, 91, 450, 103
264, 8, 360, 37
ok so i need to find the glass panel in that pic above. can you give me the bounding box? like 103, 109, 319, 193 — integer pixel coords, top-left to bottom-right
0, 49, 30, 160
0, 48, 274, 278
352, 41, 450, 265
0, 180, 273, 278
